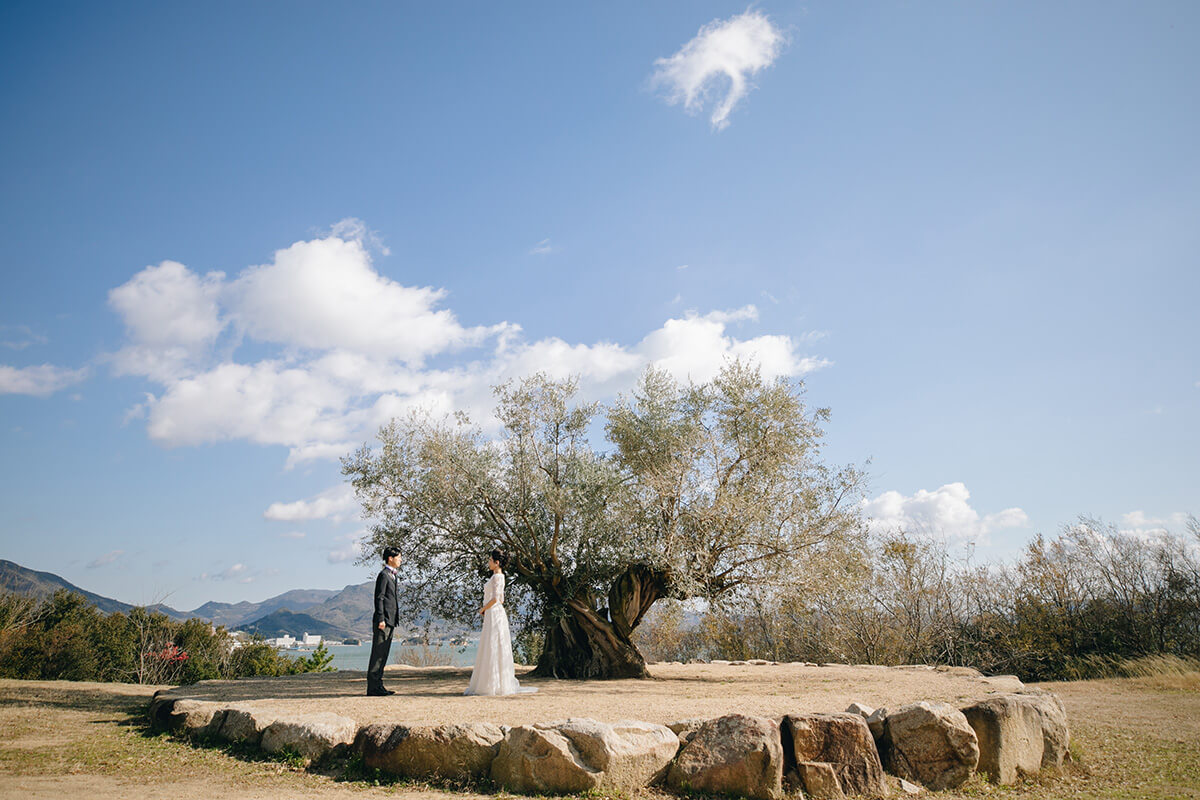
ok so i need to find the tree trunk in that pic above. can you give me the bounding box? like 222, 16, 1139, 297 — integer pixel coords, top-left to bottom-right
529, 565, 670, 679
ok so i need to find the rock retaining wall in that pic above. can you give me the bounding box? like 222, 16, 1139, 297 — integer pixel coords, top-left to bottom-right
149, 677, 1069, 797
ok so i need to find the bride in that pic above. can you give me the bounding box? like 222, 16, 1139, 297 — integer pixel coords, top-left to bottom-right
465, 549, 537, 696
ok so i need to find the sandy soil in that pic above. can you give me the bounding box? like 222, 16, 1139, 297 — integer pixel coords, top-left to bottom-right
155, 662, 1025, 727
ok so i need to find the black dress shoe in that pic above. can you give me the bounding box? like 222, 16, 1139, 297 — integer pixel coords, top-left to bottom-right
366, 689, 396, 696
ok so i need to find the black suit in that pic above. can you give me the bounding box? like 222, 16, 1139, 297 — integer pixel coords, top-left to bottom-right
367, 566, 400, 694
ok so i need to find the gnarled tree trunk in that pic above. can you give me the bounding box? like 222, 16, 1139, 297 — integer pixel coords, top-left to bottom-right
530, 565, 669, 679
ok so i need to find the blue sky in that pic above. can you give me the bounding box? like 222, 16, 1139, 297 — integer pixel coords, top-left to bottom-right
1, 1, 1196, 610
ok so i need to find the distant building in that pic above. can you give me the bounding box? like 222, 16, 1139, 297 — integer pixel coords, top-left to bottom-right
268, 634, 296, 648
301, 632, 322, 646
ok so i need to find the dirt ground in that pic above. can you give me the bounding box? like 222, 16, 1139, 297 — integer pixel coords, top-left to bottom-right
152, 662, 1025, 727
1, 666, 1198, 800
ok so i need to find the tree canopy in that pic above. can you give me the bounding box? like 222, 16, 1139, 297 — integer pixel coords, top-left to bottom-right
342, 361, 866, 678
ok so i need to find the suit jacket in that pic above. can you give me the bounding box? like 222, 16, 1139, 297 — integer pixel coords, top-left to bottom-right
373, 567, 400, 628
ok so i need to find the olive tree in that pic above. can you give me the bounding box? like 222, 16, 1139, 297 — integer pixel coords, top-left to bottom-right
343, 362, 866, 679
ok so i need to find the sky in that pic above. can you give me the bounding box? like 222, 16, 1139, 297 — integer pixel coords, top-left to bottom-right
1, 1, 1196, 611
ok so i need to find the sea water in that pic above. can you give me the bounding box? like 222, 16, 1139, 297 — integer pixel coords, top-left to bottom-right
288, 641, 479, 671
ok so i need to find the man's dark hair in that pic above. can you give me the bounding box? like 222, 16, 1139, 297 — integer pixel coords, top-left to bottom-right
382, 546, 401, 561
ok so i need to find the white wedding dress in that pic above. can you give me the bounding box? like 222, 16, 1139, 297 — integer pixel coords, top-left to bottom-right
465, 572, 537, 696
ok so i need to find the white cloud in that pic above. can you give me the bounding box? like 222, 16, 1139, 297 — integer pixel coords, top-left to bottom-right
0, 364, 90, 396
87, 550, 124, 569
530, 238, 554, 255
203, 563, 254, 583
1, 325, 47, 350
863, 482, 1029, 544
651, 10, 785, 130
1119, 510, 1191, 540
226, 234, 508, 364
279, 531, 306, 539
265, 484, 357, 522
110, 224, 826, 468
327, 530, 366, 564
108, 260, 226, 382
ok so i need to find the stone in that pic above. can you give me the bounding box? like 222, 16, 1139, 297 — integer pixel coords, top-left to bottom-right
357, 722, 504, 780
845, 702, 875, 719
1019, 692, 1070, 768
217, 706, 279, 745
962, 695, 1045, 784
797, 761, 846, 800
668, 718, 710, 743
748, 659, 771, 666
865, 707, 889, 740
491, 718, 678, 794
784, 712, 886, 797
896, 777, 923, 794
935, 665, 982, 677
164, 699, 226, 738
880, 702, 978, 790
667, 713, 784, 800
260, 712, 357, 762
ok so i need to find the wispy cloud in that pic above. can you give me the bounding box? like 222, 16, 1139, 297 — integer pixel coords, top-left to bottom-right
1, 325, 47, 351
529, 238, 555, 255
0, 364, 90, 396
87, 550, 124, 569
327, 531, 366, 564
279, 530, 307, 539
200, 563, 254, 583
651, 10, 785, 130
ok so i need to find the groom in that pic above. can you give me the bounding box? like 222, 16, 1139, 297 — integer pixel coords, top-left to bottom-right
366, 546, 402, 696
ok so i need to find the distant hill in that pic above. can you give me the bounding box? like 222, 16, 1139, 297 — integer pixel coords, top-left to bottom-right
298, 580, 374, 637
0, 559, 189, 620
240, 608, 354, 640
0, 559, 468, 639
187, 588, 339, 629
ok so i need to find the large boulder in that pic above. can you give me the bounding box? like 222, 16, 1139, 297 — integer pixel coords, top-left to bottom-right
217, 706, 280, 745
260, 712, 357, 763
491, 718, 678, 794
962, 695, 1045, 784
1019, 692, 1071, 768
161, 699, 226, 738
784, 712, 886, 797
796, 761, 846, 800
865, 707, 889, 741
668, 718, 710, 744
357, 722, 505, 780
880, 702, 979, 790
667, 714, 784, 800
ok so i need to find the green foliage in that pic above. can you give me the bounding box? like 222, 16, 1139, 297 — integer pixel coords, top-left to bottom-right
0, 590, 338, 685
292, 640, 336, 672
344, 363, 867, 676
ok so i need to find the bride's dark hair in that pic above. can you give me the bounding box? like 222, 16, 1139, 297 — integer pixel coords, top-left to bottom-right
490, 548, 508, 570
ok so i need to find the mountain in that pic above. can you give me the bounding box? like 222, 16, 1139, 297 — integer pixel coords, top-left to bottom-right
298, 580, 374, 637
0, 559, 467, 640
186, 588, 339, 629
0, 559, 189, 620
240, 608, 354, 640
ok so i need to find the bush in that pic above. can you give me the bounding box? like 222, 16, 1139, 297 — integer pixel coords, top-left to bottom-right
0, 590, 338, 685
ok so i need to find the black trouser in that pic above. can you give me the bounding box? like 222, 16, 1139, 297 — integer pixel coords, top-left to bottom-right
367, 624, 394, 693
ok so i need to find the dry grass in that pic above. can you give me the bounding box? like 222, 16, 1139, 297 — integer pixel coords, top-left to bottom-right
393, 643, 455, 667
